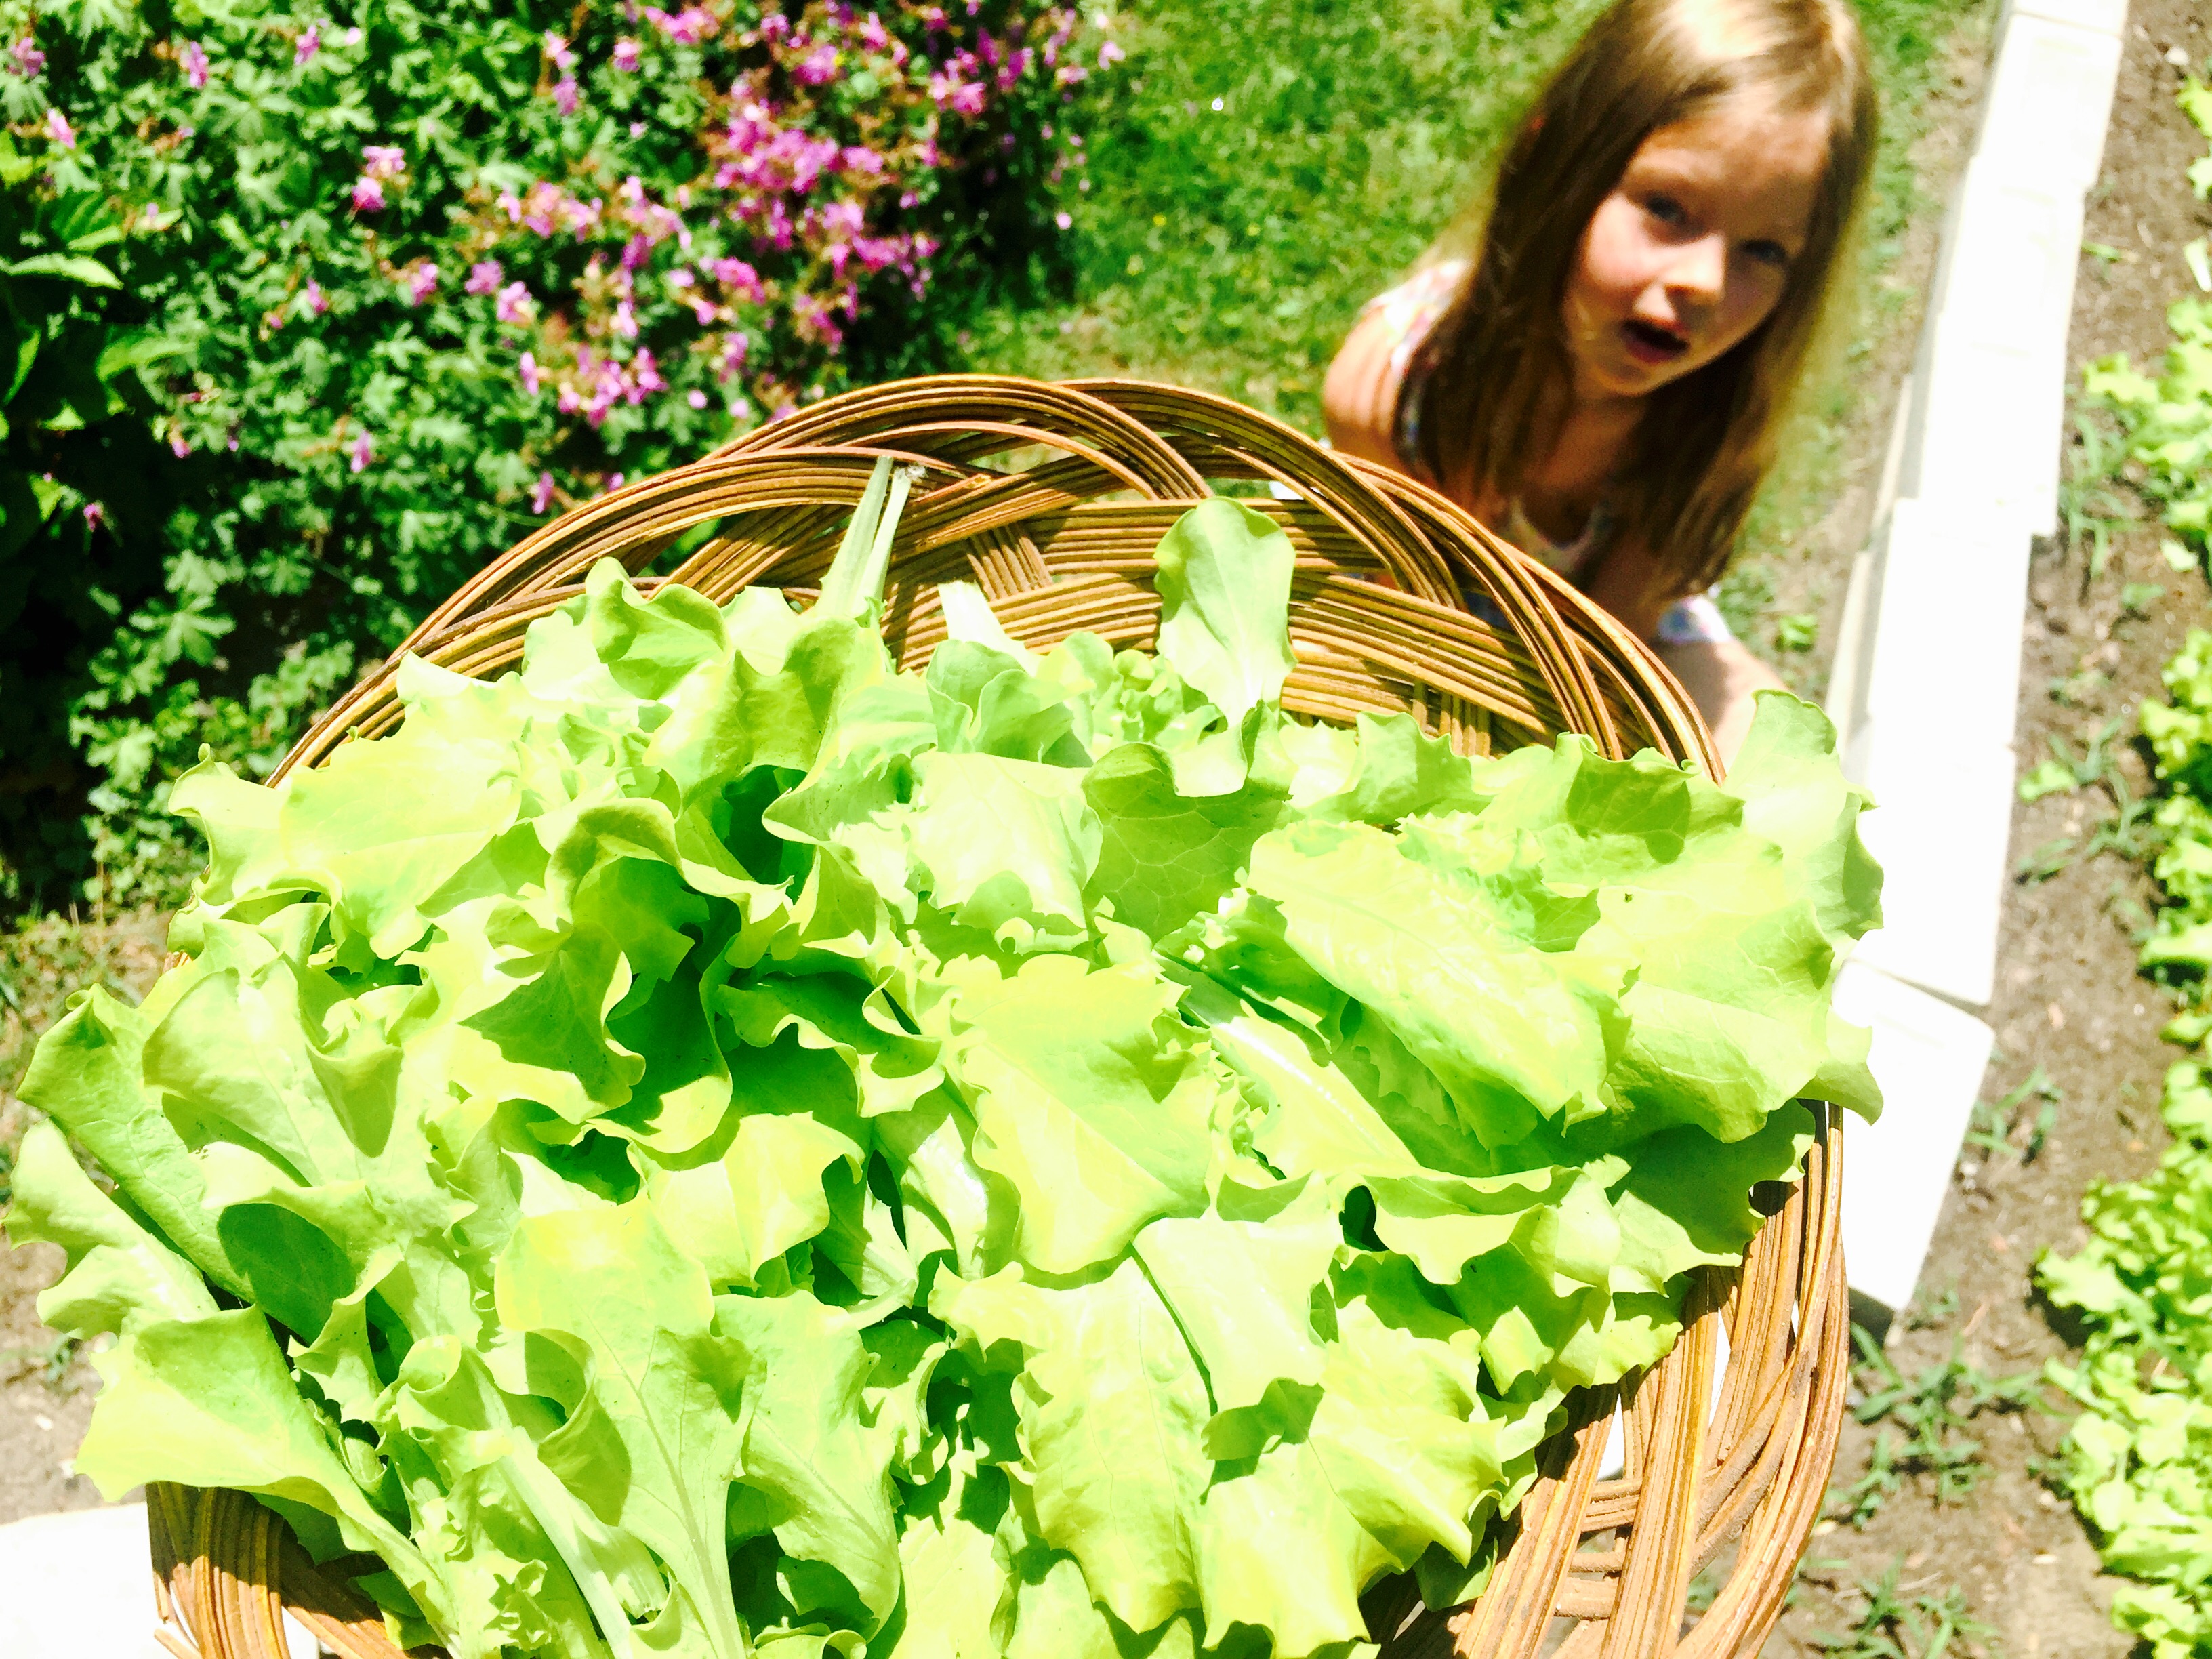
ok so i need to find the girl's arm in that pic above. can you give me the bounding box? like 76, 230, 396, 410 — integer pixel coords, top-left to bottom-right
1321, 308, 1412, 470
1580, 537, 1785, 768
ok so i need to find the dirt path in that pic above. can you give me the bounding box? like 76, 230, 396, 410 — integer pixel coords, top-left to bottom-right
1767, 2, 2212, 1652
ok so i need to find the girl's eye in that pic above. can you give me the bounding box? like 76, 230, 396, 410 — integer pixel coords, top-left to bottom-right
1741, 239, 1791, 269
1641, 193, 1685, 227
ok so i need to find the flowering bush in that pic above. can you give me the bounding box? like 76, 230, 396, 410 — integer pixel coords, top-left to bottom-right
0, 0, 1111, 907
0, 127, 191, 896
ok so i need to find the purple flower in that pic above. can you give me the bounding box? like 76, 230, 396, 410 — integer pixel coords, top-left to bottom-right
710, 258, 763, 302
647, 5, 716, 44
348, 432, 374, 473
632, 350, 665, 396
612, 300, 639, 339
759, 14, 790, 42
861, 13, 889, 51
400, 262, 438, 304
607, 473, 625, 491
83, 501, 105, 529
543, 31, 575, 70
350, 176, 386, 212
45, 108, 73, 149
552, 75, 579, 115
1099, 39, 1125, 68
794, 44, 838, 84
520, 352, 541, 396
465, 259, 504, 295
300, 280, 327, 316
362, 144, 405, 179
1054, 211, 1071, 230
613, 37, 641, 70
495, 281, 533, 324
687, 389, 708, 409
720, 331, 750, 378
11, 36, 46, 77
169, 432, 192, 458
295, 24, 320, 65
530, 472, 556, 513
562, 193, 603, 235
182, 40, 209, 88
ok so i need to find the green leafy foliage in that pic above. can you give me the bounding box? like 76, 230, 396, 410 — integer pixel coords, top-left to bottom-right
0, 0, 1106, 909
2131, 630, 2212, 1029
2037, 629, 2212, 1658
2074, 81, 2212, 581
7, 495, 1879, 1658
1774, 612, 1819, 654
0, 125, 188, 896
2041, 1063, 2212, 1659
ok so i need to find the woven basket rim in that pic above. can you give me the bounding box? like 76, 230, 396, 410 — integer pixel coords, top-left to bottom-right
148, 374, 1839, 1659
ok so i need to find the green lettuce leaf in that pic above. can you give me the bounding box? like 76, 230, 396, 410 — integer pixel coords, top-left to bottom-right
9, 495, 1878, 1659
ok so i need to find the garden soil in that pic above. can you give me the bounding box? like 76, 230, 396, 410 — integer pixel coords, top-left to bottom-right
1766, 1, 2212, 1652
0, 7, 2196, 1652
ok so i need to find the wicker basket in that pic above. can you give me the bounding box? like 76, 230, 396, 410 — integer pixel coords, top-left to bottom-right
145, 375, 1848, 1659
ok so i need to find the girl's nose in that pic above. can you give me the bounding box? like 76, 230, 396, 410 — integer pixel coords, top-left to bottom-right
1663, 232, 1728, 306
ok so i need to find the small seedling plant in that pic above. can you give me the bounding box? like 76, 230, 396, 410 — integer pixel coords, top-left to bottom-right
1809, 1559, 2001, 1659
1962, 1067, 2061, 1172
2015, 719, 2163, 882
1828, 1328, 2043, 1528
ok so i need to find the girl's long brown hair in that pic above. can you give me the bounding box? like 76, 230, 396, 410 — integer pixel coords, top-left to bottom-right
1412, 0, 1878, 598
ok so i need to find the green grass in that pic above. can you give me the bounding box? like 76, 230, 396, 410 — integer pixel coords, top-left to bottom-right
875, 0, 1992, 648
940, 0, 1602, 424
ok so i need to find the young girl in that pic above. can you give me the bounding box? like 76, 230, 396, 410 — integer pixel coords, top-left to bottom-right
1323, 0, 1877, 762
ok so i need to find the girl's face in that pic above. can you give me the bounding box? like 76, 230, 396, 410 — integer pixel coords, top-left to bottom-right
1561, 98, 1830, 403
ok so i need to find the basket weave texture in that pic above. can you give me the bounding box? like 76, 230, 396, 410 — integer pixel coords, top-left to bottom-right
145, 375, 1848, 1659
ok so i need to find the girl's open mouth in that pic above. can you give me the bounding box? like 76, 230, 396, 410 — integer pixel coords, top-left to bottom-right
1622, 318, 1690, 365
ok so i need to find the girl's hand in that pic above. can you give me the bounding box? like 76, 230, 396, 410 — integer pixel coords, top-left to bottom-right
1321, 308, 1409, 469
1580, 535, 1782, 767
1653, 636, 1786, 769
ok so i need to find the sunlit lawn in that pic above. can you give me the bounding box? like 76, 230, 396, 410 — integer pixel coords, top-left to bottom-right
874, 0, 1989, 659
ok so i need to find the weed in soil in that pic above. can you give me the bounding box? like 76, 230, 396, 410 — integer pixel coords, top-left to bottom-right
1828, 1329, 2043, 1528
1807, 1558, 2001, 1659
1961, 1067, 2062, 1179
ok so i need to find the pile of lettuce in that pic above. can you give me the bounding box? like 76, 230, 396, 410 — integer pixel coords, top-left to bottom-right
2041, 630, 2212, 1659
9, 479, 1881, 1659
